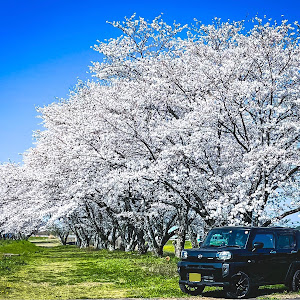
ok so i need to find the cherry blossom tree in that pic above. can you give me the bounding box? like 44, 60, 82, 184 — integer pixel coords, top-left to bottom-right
0, 15, 299, 257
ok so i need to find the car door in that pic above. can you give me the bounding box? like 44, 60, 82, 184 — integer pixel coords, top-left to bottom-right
274, 231, 298, 282
248, 231, 277, 284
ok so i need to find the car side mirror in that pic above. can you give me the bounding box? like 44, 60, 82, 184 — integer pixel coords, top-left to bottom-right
198, 241, 203, 248
252, 242, 264, 251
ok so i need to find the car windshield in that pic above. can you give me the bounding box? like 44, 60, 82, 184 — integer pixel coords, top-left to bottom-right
202, 228, 250, 249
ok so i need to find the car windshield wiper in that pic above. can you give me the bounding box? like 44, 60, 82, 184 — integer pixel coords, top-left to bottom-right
226, 245, 241, 248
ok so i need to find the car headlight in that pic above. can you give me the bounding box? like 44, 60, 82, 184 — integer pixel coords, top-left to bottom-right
216, 251, 232, 260
181, 250, 188, 259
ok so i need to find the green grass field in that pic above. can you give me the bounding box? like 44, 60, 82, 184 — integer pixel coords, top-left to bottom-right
0, 238, 297, 299
0, 239, 188, 299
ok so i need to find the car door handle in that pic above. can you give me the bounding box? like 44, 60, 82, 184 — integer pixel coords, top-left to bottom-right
270, 250, 276, 254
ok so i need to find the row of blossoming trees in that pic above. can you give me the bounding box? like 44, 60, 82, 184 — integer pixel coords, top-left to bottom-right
0, 15, 299, 256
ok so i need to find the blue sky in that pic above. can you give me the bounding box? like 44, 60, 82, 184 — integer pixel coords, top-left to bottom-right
1, 0, 300, 163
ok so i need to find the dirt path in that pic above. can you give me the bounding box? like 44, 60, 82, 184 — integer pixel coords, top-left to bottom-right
30, 239, 61, 247
82, 293, 300, 300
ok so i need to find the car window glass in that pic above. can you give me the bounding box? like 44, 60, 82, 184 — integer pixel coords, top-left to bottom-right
209, 233, 228, 246
235, 232, 248, 247
277, 234, 296, 249
203, 229, 250, 248
253, 233, 275, 248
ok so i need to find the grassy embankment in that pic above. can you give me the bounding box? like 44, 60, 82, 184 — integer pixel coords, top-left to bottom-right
0, 238, 295, 299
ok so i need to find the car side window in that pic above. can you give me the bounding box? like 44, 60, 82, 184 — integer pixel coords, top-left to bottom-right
252, 233, 275, 248
277, 234, 296, 249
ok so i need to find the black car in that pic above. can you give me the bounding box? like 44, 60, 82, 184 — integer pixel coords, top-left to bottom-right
178, 226, 300, 298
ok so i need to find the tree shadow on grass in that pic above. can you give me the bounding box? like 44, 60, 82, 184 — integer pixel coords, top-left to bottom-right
256, 285, 292, 298
202, 288, 226, 298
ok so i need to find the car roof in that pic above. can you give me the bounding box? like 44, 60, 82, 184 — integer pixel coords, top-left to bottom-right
212, 226, 252, 230
212, 226, 296, 231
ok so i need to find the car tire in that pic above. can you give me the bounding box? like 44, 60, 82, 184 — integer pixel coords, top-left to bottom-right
291, 270, 300, 292
225, 271, 252, 298
179, 283, 205, 295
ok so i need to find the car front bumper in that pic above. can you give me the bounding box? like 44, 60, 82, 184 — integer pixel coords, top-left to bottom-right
178, 260, 231, 287
179, 279, 230, 287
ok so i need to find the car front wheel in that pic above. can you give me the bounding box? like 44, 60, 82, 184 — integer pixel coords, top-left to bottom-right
179, 283, 204, 295
291, 270, 300, 292
225, 271, 252, 298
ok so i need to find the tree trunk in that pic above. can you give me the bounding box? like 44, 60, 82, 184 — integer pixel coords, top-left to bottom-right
174, 206, 189, 258
136, 229, 148, 254
59, 232, 69, 245
189, 230, 198, 248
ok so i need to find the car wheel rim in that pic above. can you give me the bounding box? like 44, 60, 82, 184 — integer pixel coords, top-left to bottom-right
231, 272, 250, 297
